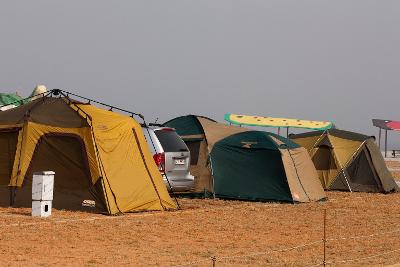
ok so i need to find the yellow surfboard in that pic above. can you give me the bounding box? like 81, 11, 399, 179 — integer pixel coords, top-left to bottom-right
224, 113, 333, 130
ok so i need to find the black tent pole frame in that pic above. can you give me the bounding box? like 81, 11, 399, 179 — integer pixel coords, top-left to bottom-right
52, 89, 145, 121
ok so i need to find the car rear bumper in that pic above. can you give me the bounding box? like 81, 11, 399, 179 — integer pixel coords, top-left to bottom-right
162, 174, 194, 192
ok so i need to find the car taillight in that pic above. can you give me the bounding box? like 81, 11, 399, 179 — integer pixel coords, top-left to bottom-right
161, 128, 174, 132
153, 152, 165, 171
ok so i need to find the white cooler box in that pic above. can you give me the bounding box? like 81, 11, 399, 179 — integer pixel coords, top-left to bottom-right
32, 171, 54, 217
32, 171, 54, 201
32, 200, 52, 217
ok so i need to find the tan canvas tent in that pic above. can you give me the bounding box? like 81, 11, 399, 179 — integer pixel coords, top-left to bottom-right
290, 129, 399, 193
0, 94, 177, 214
165, 115, 326, 203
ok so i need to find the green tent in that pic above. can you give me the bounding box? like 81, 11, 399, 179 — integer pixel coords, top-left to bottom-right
1, 86, 49, 111
165, 115, 326, 203
0, 93, 23, 109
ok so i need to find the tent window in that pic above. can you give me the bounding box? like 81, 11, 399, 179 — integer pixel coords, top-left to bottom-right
312, 146, 337, 170
185, 140, 201, 165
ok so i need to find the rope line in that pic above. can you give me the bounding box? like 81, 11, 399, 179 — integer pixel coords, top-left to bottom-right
306, 262, 324, 267
218, 240, 323, 260
168, 240, 322, 267
0, 204, 252, 228
326, 246, 400, 264
170, 244, 400, 267
327, 227, 400, 241
168, 224, 400, 266
169, 258, 211, 267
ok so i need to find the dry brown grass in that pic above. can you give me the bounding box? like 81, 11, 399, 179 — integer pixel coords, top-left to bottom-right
1, 190, 400, 267
392, 172, 400, 180
1, 162, 399, 266
386, 161, 400, 180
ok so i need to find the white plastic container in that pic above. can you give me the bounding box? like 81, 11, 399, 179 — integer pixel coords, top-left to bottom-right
0, 104, 17, 111
32, 200, 52, 217
32, 171, 55, 201
32, 171, 54, 217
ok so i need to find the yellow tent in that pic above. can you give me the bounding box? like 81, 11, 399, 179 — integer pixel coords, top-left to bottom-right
0, 95, 176, 214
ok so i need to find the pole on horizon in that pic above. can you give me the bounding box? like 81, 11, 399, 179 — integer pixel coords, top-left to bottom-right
385, 129, 388, 158
378, 127, 381, 149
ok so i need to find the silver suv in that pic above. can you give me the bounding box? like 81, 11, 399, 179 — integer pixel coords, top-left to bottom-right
142, 125, 194, 192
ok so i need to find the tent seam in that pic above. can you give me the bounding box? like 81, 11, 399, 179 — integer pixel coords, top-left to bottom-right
286, 148, 311, 202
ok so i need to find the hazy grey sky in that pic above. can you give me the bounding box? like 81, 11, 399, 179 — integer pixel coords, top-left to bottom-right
1, 1, 399, 147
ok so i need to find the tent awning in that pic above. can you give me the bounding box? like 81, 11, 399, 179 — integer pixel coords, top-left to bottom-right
224, 113, 333, 130
372, 119, 400, 131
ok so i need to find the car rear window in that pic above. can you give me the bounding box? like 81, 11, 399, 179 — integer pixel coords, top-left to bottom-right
155, 130, 188, 152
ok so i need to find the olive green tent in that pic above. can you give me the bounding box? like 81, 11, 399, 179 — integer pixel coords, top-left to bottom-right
290, 129, 399, 193
165, 115, 326, 203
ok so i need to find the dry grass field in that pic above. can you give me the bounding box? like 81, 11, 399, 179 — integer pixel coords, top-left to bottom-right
1, 192, 400, 267
1, 164, 400, 266
387, 160, 400, 180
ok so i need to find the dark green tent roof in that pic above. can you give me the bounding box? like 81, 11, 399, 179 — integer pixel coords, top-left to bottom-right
164, 115, 215, 136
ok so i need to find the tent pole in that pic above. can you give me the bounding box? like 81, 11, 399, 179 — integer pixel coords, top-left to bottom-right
385, 129, 388, 158
378, 128, 381, 149
342, 171, 353, 193
308, 130, 327, 155
278, 127, 280, 136
286, 127, 289, 138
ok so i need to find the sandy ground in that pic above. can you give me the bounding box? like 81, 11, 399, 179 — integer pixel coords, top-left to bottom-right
1, 190, 400, 267
1, 162, 400, 266
387, 161, 400, 180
